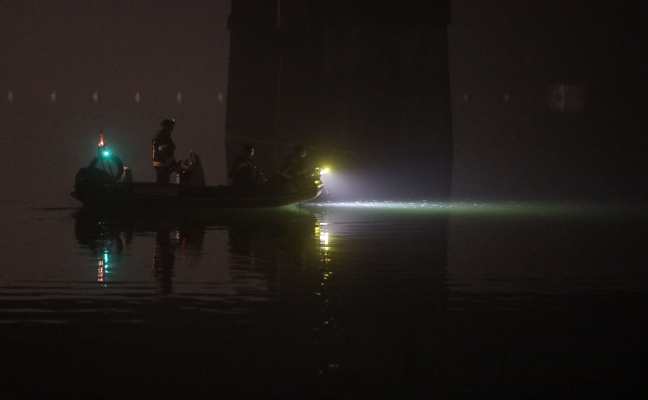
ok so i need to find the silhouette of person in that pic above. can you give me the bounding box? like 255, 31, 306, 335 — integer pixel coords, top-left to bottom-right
152, 119, 178, 184
280, 145, 308, 181
229, 144, 264, 185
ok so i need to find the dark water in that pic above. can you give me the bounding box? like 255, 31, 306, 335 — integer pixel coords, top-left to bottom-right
1, 200, 647, 399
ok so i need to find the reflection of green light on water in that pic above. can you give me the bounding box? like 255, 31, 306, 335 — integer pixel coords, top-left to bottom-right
102, 250, 110, 273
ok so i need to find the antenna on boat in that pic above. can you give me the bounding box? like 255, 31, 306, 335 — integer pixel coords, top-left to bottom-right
97, 128, 110, 158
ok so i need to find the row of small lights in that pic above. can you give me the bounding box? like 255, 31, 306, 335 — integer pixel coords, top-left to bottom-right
4, 90, 576, 107
4, 90, 226, 104
4, 90, 504, 104
461, 93, 512, 103
461, 91, 584, 104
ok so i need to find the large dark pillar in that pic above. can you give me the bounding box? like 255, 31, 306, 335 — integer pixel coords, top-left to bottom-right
226, 0, 453, 199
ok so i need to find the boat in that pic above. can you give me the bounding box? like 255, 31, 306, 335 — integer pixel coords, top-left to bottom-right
71, 135, 325, 209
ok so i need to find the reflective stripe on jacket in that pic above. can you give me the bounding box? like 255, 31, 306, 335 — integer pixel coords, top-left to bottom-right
152, 131, 176, 167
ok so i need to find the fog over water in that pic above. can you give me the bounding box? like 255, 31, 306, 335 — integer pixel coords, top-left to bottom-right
2, 1, 646, 203
2, 1, 647, 398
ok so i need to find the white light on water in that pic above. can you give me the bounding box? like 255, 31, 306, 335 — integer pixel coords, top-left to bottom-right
306, 201, 447, 210
319, 230, 329, 245
303, 201, 623, 217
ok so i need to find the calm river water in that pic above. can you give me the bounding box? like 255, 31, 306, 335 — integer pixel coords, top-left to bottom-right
1, 199, 647, 399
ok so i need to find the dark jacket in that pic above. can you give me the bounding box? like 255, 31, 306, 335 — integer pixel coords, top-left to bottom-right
229, 154, 256, 184
152, 130, 176, 168
280, 153, 306, 179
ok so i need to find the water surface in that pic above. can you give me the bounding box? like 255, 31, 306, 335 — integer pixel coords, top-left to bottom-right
1, 200, 646, 399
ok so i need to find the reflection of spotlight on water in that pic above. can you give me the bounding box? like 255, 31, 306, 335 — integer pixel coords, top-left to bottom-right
304, 201, 619, 219
313, 165, 450, 202
319, 230, 329, 246
317, 170, 367, 201
307, 200, 450, 211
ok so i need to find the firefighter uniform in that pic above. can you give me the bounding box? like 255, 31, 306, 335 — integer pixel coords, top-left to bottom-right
152, 120, 177, 184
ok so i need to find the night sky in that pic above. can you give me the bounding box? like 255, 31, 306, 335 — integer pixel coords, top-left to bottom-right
1, 0, 646, 203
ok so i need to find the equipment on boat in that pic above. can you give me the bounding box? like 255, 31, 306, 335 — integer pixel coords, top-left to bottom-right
71, 132, 325, 209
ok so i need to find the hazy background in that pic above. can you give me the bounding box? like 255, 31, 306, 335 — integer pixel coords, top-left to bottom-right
1, 0, 646, 205
1, 0, 231, 205
449, 0, 647, 201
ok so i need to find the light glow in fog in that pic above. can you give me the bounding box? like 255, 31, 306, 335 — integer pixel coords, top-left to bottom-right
302, 200, 637, 217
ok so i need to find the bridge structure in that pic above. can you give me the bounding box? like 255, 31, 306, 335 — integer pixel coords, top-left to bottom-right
225, 0, 453, 199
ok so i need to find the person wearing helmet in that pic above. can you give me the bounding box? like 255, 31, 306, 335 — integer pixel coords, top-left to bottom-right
152, 119, 178, 184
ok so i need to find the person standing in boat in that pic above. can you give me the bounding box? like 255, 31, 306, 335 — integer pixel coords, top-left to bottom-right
152, 119, 178, 184
229, 144, 264, 185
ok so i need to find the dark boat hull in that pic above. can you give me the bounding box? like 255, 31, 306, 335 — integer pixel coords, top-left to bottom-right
71, 181, 324, 209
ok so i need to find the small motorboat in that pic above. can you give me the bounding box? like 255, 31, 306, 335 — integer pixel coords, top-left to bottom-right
71, 135, 325, 209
